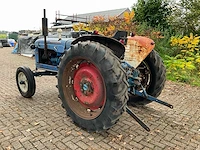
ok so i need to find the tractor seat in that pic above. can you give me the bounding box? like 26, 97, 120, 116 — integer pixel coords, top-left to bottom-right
112, 30, 128, 40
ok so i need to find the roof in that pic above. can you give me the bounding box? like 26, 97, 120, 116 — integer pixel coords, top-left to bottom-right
54, 8, 131, 27
73, 8, 131, 22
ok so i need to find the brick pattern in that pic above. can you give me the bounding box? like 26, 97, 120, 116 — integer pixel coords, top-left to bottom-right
0, 47, 200, 150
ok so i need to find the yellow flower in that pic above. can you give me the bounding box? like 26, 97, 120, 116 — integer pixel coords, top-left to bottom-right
181, 50, 187, 53
190, 33, 194, 40
191, 36, 200, 45
196, 58, 200, 63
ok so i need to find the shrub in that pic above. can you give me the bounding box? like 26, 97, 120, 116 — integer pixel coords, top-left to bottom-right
164, 33, 200, 85
73, 11, 136, 36
0, 34, 7, 39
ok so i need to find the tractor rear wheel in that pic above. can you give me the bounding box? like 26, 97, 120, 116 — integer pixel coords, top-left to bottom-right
16, 66, 36, 98
58, 41, 128, 132
129, 50, 166, 105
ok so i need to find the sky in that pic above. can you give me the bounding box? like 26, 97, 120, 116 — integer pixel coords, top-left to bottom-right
0, 0, 137, 32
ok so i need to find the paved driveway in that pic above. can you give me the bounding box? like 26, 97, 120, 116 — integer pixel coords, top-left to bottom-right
0, 47, 200, 150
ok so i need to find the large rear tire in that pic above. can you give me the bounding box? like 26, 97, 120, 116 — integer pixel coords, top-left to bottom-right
129, 50, 166, 105
58, 41, 128, 132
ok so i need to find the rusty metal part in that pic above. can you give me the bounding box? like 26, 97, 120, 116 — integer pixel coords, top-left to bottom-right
124, 36, 155, 68
62, 58, 106, 120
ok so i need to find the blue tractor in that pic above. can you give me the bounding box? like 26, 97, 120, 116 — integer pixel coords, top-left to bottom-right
16, 10, 172, 132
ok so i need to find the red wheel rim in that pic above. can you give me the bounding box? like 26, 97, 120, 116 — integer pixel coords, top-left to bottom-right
62, 58, 106, 120
73, 63, 105, 110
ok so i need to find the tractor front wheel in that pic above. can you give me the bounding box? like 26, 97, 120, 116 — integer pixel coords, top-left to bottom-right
58, 41, 128, 132
16, 66, 36, 98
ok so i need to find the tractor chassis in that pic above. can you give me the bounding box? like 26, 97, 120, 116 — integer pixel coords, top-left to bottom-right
33, 70, 57, 77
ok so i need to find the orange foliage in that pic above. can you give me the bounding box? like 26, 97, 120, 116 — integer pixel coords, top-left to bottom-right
124, 11, 135, 24
73, 11, 136, 36
92, 16, 105, 23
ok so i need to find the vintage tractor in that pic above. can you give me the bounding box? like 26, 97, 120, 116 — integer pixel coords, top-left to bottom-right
16, 10, 173, 132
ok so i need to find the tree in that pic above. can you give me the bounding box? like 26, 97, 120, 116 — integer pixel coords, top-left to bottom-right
168, 0, 200, 35
9, 32, 18, 41
133, 0, 172, 30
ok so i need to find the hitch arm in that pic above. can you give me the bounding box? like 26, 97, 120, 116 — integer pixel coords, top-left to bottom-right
126, 106, 150, 132
134, 90, 173, 109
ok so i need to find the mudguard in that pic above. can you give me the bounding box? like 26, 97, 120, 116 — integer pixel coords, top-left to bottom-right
71, 35, 125, 59
124, 36, 155, 68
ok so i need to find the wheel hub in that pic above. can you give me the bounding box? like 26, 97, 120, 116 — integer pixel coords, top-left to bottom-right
18, 72, 28, 93
80, 80, 93, 96
73, 63, 105, 110
20, 81, 26, 85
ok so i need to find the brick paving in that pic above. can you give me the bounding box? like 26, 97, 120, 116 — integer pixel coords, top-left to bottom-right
0, 47, 200, 150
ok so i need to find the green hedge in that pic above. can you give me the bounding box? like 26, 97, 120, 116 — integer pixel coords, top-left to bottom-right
0, 34, 7, 39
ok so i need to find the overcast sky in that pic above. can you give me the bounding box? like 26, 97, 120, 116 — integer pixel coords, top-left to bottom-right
0, 0, 137, 32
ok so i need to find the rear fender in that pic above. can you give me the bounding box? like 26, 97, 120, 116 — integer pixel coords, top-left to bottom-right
71, 35, 125, 59
124, 36, 155, 68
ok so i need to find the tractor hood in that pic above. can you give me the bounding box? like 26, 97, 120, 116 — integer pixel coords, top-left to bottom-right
35, 38, 75, 53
